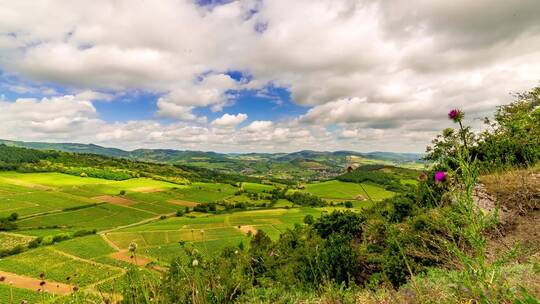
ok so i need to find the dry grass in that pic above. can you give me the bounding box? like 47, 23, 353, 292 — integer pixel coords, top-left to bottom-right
353, 262, 540, 304
479, 169, 540, 215
479, 168, 540, 262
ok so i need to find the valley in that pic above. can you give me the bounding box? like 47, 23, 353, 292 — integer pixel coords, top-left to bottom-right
0, 147, 413, 302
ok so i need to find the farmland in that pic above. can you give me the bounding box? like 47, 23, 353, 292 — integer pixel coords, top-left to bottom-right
0, 169, 399, 301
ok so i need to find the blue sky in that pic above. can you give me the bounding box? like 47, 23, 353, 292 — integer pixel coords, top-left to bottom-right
0, 0, 538, 152
91, 86, 309, 125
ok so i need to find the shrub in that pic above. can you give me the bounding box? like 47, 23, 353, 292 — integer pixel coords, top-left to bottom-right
8, 212, 18, 221
28, 237, 43, 248
303, 214, 314, 225
313, 211, 365, 239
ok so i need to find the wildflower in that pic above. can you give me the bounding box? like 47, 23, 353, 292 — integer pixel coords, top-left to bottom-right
269, 250, 275, 257
434, 171, 447, 183
192, 259, 199, 267
418, 172, 428, 182
234, 250, 239, 255
448, 109, 464, 123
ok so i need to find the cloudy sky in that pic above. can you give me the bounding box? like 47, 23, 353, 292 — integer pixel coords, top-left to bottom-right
1, 0, 539, 153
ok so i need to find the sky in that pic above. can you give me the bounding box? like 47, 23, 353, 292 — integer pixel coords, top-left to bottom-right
0, 0, 539, 153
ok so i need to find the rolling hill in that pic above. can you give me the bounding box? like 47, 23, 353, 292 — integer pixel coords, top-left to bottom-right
0, 139, 426, 181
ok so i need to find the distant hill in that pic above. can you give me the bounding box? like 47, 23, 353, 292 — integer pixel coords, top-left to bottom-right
0, 144, 269, 185
0, 139, 425, 181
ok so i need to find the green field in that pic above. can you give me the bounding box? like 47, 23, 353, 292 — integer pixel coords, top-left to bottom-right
0, 284, 46, 304
53, 235, 116, 259
241, 182, 274, 193
105, 207, 328, 264
0, 170, 399, 299
303, 180, 394, 201
16, 203, 153, 230
0, 247, 122, 287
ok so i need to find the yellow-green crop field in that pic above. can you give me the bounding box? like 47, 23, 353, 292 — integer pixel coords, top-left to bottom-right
0, 171, 395, 301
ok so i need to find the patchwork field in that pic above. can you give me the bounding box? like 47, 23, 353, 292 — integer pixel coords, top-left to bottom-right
0, 171, 396, 300
103, 207, 328, 265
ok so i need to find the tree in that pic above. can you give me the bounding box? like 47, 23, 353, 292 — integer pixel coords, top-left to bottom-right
303, 214, 314, 225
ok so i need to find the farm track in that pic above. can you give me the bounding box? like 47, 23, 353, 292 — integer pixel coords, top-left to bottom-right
100, 234, 122, 251
18, 209, 65, 220
100, 212, 177, 234
0, 270, 73, 295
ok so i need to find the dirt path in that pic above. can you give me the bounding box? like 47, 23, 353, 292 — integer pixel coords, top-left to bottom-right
100, 233, 122, 251
0, 271, 73, 295
108, 251, 152, 266
100, 212, 176, 234
49, 248, 123, 272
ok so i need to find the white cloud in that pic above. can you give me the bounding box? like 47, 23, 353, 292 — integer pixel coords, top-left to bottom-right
1, 0, 539, 151
243, 120, 273, 133
0, 95, 102, 140
211, 113, 247, 127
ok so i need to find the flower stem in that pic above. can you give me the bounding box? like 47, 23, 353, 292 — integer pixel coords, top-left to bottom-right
458, 120, 469, 150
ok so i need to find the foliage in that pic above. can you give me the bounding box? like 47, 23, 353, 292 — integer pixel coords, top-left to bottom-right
337, 164, 417, 192
426, 86, 540, 171
0, 144, 269, 185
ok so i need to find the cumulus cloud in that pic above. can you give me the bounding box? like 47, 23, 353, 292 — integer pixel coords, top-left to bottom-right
243, 120, 273, 133
1, 0, 539, 151
0, 95, 102, 140
211, 113, 247, 127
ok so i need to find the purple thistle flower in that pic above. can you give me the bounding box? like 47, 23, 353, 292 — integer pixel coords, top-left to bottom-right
448, 109, 464, 122
434, 172, 446, 183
